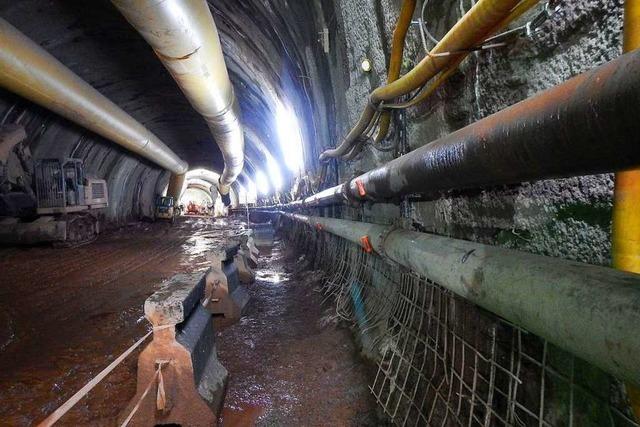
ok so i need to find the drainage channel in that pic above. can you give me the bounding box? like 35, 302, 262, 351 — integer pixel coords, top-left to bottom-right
217, 233, 382, 426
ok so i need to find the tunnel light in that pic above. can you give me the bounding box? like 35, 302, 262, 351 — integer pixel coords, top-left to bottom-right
361, 58, 372, 73
267, 155, 283, 191
245, 178, 257, 197
276, 103, 304, 174
255, 170, 270, 195
238, 179, 257, 204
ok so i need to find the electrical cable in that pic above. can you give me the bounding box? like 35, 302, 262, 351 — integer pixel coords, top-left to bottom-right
382, 0, 558, 111
420, 0, 441, 45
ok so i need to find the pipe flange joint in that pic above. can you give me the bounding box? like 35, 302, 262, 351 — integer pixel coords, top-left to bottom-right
377, 224, 401, 262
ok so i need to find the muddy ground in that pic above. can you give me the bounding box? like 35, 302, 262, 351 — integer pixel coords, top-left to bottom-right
218, 242, 380, 426
0, 217, 379, 426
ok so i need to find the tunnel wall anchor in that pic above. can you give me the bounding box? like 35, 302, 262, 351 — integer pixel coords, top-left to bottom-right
121, 272, 228, 426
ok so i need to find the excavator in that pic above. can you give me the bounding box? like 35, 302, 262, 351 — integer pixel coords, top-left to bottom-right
154, 195, 180, 224
0, 158, 108, 246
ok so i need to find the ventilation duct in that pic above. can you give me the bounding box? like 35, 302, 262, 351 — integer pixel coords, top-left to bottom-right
0, 18, 188, 175
112, 0, 245, 206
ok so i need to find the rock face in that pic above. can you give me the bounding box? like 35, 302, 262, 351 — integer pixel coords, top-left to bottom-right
327, 0, 623, 267
319, 3, 631, 424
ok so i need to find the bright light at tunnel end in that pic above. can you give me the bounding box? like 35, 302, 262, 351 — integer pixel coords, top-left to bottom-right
267, 155, 283, 191
238, 178, 257, 204
255, 170, 270, 195
276, 102, 304, 174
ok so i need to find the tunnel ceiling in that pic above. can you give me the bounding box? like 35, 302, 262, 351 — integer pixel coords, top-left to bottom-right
0, 0, 324, 182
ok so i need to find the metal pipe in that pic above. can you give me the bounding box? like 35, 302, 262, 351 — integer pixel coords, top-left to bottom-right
281, 212, 640, 387
167, 173, 187, 201
112, 0, 244, 205
294, 49, 640, 208
320, 0, 520, 160
613, 0, 640, 419
184, 173, 239, 207
0, 18, 188, 175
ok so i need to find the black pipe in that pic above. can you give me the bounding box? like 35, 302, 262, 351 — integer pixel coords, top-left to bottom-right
271, 49, 640, 210
344, 49, 640, 202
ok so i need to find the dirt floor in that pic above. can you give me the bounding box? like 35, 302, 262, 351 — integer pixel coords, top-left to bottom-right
0, 216, 379, 426
217, 240, 380, 426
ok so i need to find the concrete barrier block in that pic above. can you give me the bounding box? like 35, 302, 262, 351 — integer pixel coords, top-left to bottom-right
206, 243, 249, 321
122, 273, 228, 426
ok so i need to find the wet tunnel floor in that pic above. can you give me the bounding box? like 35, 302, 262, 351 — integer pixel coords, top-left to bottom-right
0, 217, 379, 426
218, 241, 380, 426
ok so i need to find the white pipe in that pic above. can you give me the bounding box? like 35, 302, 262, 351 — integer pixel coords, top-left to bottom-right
112, 0, 245, 205
0, 18, 188, 175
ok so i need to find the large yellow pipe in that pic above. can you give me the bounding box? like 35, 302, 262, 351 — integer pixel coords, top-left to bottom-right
388, 0, 541, 111
0, 18, 188, 175
372, 0, 519, 101
320, 0, 520, 160
374, 0, 417, 143
614, 0, 640, 419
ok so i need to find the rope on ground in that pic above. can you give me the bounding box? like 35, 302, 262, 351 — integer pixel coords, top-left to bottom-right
37, 324, 173, 427
120, 361, 168, 427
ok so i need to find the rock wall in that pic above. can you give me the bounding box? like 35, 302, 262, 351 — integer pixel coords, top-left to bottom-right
325, 0, 623, 266
315, 1, 633, 422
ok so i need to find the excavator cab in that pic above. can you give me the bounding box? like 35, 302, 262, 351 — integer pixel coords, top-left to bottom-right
0, 158, 110, 246
155, 195, 178, 224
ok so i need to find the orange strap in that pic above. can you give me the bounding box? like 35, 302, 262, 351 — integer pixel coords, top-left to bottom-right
355, 179, 366, 197
360, 235, 373, 253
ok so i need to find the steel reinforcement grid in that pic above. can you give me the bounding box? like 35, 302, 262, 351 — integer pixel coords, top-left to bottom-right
283, 219, 639, 427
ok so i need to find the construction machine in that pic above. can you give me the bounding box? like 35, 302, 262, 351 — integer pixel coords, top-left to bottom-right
0, 158, 108, 246
155, 195, 179, 224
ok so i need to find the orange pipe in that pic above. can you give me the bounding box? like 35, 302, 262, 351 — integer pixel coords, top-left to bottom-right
614, 0, 640, 420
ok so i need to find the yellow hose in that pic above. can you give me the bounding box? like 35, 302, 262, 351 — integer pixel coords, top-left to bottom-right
614, 0, 640, 420
371, 0, 520, 102
320, 0, 520, 160
387, 0, 541, 111
374, 0, 417, 143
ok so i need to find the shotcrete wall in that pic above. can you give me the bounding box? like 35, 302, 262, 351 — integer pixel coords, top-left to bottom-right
0, 95, 168, 225
325, 0, 622, 266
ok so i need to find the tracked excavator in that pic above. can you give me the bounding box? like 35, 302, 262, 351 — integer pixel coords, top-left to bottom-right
0, 157, 108, 246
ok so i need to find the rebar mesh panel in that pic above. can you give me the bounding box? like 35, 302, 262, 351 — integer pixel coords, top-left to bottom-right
281, 218, 639, 427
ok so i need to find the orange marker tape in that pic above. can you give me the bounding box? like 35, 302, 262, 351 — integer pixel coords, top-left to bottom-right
360, 235, 373, 253
355, 179, 366, 197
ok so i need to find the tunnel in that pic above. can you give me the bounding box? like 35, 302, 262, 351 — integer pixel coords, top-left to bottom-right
1, 0, 640, 425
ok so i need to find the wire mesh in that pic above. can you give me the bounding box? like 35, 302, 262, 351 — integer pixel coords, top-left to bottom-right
281, 218, 639, 427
